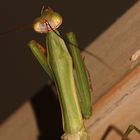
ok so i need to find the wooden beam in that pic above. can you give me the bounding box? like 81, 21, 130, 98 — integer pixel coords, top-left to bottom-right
84, 2, 140, 139
85, 64, 140, 140
83, 1, 140, 102
0, 102, 38, 140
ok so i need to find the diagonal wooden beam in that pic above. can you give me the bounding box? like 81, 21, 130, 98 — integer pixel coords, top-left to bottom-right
83, 1, 140, 103
84, 2, 140, 139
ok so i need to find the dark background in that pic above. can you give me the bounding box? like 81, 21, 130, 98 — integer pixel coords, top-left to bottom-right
0, 0, 138, 124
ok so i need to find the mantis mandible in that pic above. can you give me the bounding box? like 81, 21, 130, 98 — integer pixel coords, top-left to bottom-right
28, 7, 140, 140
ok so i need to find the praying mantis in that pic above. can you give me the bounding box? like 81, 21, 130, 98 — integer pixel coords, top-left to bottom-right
28, 7, 140, 140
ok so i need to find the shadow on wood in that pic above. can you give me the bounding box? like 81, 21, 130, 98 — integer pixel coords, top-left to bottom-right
31, 85, 63, 140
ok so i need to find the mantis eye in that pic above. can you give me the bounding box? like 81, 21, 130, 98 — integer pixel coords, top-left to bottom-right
48, 13, 62, 30
33, 20, 48, 33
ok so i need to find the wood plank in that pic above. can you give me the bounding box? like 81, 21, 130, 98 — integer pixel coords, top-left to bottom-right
0, 102, 38, 140
85, 64, 140, 140
83, 1, 140, 102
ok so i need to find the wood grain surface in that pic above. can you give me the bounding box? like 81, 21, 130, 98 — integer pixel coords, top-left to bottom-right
0, 102, 38, 140
85, 64, 140, 140
83, 1, 140, 102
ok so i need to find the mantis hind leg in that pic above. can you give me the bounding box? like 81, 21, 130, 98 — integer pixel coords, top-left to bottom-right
101, 125, 140, 140
121, 124, 140, 140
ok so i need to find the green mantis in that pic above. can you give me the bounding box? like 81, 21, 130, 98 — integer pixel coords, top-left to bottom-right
28, 7, 140, 140
29, 7, 91, 140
